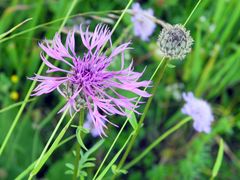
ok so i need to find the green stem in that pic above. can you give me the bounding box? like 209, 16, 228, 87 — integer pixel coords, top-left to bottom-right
113, 0, 203, 176
28, 108, 69, 180
94, 57, 166, 179
183, 0, 202, 26
116, 58, 168, 172
92, 0, 134, 178
124, 117, 192, 170
99, 0, 133, 54
15, 134, 76, 180
94, 133, 134, 180
0, 98, 36, 114
29, 112, 77, 179
73, 109, 84, 180
0, 0, 77, 156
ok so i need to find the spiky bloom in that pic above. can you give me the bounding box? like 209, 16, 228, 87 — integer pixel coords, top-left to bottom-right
181, 92, 214, 133
131, 3, 156, 41
158, 24, 193, 60
30, 24, 151, 136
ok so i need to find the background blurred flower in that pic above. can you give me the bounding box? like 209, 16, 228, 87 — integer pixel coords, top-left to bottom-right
131, 3, 156, 41
83, 113, 105, 137
181, 92, 214, 133
10, 91, 19, 101
30, 24, 151, 136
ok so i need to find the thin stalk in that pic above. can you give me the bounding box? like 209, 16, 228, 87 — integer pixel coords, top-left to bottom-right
124, 117, 192, 170
32, 100, 65, 161
0, 0, 78, 156
92, 0, 134, 178
0, 18, 32, 40
183, 0, 202, 26
100, 0, 202, 178
73, 109, 84, 180
0, 98, 36, 114
29, 112, 77, 179
116, 58, 168, 173
28, 108, 69, 180
94, 133, 134, 180
99, 0, 134, 54
0, 10, 124, 44
15, 134, 76, 180
93, 57, 166, 179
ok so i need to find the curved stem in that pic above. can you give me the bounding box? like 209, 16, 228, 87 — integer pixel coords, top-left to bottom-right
124, 117, 192, 170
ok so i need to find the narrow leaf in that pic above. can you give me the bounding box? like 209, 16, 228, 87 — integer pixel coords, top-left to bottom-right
211, 138, 224, 179
76, 127, 88, 151
125, 109, 138, 131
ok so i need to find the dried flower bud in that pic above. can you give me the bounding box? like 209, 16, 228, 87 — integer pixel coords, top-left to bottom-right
158, 24, 193, 60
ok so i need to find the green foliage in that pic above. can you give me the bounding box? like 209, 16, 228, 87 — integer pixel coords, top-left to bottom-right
0, 0, 240, 179
65, 140, 104, 179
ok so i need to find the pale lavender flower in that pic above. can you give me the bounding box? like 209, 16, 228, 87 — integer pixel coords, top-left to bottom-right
30, 24, 151, 136
83, 113, 105, 137
131, 3, 156, 41
181, 92, 214, 133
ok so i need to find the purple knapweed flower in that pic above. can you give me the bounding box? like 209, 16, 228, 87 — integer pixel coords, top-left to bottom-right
30, 24, 151, 136
83, 113, 105, 137
131, 3, 156, 41
181, 92, 214, 133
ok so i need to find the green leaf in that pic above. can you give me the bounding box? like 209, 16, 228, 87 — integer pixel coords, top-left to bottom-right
65, 170, 73, 175
211, 138, 224, 179
125, 109, 138, 131
65, 163, 74, 170
79, 171, 88, 177
167, 63, 176, 68
76, 127, 88, 151
82, 162, 95, 168
111, 164, 127, 175
79, 126, 90, 134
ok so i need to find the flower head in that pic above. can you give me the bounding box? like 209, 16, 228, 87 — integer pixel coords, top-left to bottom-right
181, 92, 214, 133
158, 24, 193, 60
30, 24, 151, 136
131, 3, 156, 41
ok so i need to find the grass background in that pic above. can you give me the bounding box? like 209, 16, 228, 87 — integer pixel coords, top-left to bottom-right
0, 0, 240, 179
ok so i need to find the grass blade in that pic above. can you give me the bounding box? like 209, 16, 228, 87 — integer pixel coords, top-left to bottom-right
0, 18, 32, 40
211, 138, 224, 180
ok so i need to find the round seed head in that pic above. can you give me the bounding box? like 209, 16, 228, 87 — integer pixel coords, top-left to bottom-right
158, 24, 193, 60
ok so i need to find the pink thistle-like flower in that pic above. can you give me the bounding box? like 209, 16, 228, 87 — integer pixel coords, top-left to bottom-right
30, 24, 151, 136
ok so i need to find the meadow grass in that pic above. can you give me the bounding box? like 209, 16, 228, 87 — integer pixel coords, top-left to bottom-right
0, 0, 240, 179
